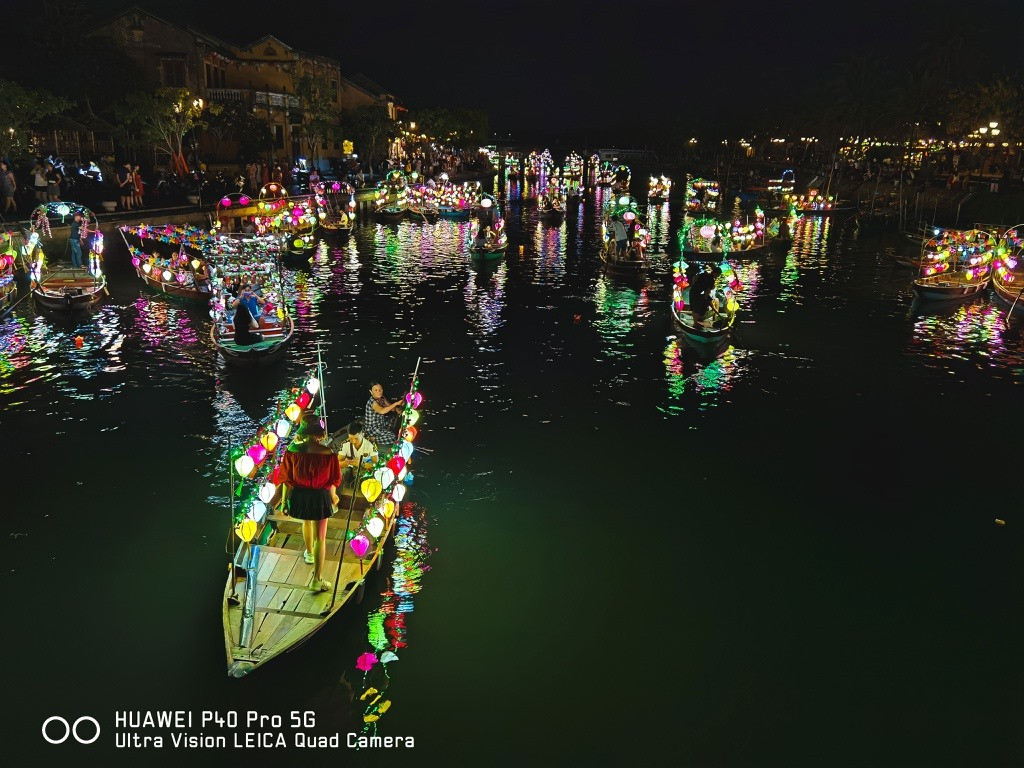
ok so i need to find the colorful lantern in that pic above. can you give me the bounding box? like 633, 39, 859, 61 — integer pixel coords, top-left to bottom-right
407, 409, 420, 426
387, 456, 405, 474
276, 418, 291, 438
260, 432, 278, 451
350, 535, 370, 558
360, 478, 382, 502
247, 500, 268, 524
285, 403, 302, 422
374, 467, 396, 488
400, 441, 414, 461
258, 482, 276, 503
404, 426, 418, 442
406, 391, 423, 409
403, 471, 415, 486
235, 519, 258, 543
296, 391, 312, 409
355, 652, 377, 671
366, 516, 385, 538
306, 377, 320, 395
234, 454, 255, 477
391, 484, 406, 502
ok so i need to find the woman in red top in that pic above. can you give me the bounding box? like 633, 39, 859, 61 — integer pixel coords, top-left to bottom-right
277, 414, 341, 591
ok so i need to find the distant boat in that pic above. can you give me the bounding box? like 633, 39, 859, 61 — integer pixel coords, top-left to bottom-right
27, 203, 108, 314
911, 228, 995, 302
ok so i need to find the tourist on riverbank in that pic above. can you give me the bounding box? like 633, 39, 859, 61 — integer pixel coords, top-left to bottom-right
45, 161, 62, 202
0, 160, 17, 215
132, 165, 145, 209
31, 159, 47, 203
117, 162, 133, 210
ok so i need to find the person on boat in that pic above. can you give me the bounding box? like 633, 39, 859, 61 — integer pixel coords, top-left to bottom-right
337, 420, 379, 490
610, 218, 628, 259
233, 283, 266, 322
277, 413, 340, 591
689, 263, 722, 325
364, 381, 403, 446
475, 223, 489, 249
231, 300, 263, 346
68, 211, 85, 268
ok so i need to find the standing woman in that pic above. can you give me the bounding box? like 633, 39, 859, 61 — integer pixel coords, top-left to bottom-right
132, 164, 145, 209
277, 414, 341, 591
45, 161, 62, 202
0, 160, 17, 215
31, 159, 47, 203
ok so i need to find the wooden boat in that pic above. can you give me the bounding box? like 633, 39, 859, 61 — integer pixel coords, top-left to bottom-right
685, 175, 721, 215
120, 224, 217, 304
320, 215, 353, 243
223, 363, 425, 676
471, 195, 508, 260
539, 179, 567, 223
990, 225, 1024, 314
601, 194, 651, 274
437, 205, 469, 220
610, 165, 631, 193
725, 209, 773, 253
648, 175, 672, 204
911, 228, 995, 302
670, 262, 739, 358
316, 181, 356, 243
373, 170, 409, 220
772, 190, 854, 217
596, 162, 614, 186
26, 203, 108, 313
0, 233, 19, 316
679, 217, 732, 261
208, 235, 295, 366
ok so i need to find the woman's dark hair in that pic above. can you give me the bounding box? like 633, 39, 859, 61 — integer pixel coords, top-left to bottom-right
347, 421, 363, 436
368, 380, 381, 389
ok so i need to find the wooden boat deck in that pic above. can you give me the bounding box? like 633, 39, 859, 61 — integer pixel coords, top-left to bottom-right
225, 490, 388, 672
37, 269, 103, 296
213, 314, 290, 352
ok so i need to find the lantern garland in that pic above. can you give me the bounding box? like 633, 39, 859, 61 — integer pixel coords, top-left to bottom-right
648, 175, 672, 201
0, 231, 17, 311
26, 203, 104, 284
918, 229, 995, 281
374, 171, 410, 213
782, 190, 835, 212
680, 217, 731, 255
228, 373, 323, 537
602, 195, 651, 255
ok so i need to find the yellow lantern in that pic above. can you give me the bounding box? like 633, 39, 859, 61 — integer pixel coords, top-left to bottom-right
285, 403, 302, 422
407, 409, 420, 426
381, 499, 396, 518
360, 478, 382, 503
235, 519, 258, 543
260, 432, 278, 451
293, 238, 304, 249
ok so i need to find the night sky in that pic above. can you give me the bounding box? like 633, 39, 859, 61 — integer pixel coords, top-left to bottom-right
27, 0, 1024, 143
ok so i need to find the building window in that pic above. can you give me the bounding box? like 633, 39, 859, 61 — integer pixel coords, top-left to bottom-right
264, 45, 278, 57
205, 63, 212, 86
160, 57, 187, 87
272, 124, 284, 150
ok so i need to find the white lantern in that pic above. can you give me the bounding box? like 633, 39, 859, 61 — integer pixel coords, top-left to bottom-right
306, 377, 320, 395
234, 455, 255, 477
400, 441, 414, 461
275, 419, 291, 438
391, 484, 406, 502
366, 516, 385, 538
258, 482, 276, 503
374, 467, 395, 488
247, 500, 267, 523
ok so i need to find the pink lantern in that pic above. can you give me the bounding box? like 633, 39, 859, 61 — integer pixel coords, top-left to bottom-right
350, 535, 370, 557
239, 196, 250, 206
356, 652, 378, 671
247, 444, 268, 465
220, 197, 232, 207
699, 225, 717, 239
387, 455, 405, 474
405, 391, 423, 409
332, 182, 341, 191
131, 256, 141, 267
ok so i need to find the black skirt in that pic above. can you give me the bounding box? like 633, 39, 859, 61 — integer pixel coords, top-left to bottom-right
287, 486, 333, 521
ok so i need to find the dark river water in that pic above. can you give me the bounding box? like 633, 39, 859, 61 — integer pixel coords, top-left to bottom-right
3, 175, 1022, 767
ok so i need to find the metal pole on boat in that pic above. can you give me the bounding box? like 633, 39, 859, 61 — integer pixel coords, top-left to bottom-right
227, 432, 239, 601
316, 341, 326, 433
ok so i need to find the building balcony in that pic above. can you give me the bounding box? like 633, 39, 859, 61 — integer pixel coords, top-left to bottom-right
205, 88, 300, 109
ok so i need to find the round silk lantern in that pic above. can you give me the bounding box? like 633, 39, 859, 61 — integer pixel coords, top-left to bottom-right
404, 426, 418, 442
403, 471, 415, 486
235, 519, 258, 543
391, 484, 406, 502
355, 652, 377, 671
366, 516, 385, 539
247, 500, 267, 523
699, 225, 717, 239
258, 482, 276, 503
285, 403, 302, 422
296, 391, 312, 409
400, 441, 414, 461
381, 500, 396, 518
361, 477, 382, 503
407, 409, 420, 426
275, 418, 291, 438
387, 456, 405, 474
306, 377, 320, 395
405, 391, 423, 409
234, 454, 255, 478
247, 444, 268, 466
260, 431, 278, 451
350, 535, 370, 558
374, 467, 395, 488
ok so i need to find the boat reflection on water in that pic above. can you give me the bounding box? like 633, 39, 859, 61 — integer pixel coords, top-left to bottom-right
661, 337, 750, 415
592, 276, 652, 360
907, 300, 1016, 373
465, 261, 507, 339
354, 502, 433, 736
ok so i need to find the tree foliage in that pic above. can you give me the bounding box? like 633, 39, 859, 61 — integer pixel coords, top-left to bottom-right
339, 105, 397, 171
114, 88, 206, 175
205, 100, 272, 162
293, 74, 339, 162
0, 80, 71, 159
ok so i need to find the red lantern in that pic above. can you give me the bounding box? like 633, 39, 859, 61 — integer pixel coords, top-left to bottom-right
387, 456, 405, 474
404, 426, 418, 442
296, 391, 312, 409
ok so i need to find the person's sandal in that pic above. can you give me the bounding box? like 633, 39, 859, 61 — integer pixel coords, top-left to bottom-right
311, 578, 332, 592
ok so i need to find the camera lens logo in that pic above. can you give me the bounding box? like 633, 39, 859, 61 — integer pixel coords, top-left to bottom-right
42, 716, 100, 745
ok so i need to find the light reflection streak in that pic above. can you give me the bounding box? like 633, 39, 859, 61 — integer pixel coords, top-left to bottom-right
661, 338, 749, 414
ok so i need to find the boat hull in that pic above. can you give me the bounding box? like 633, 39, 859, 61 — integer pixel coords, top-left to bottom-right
136, 267, 212, 304
319, 225, 352, 244
438, 208, 470, 221
599, 248, 646, 275
992, 275, 1024, 313
912, 277, 990, 302
33, 270, 108, 313
212, 317, 295, 367
375, 208, 407, 221
671, 305, 733, 357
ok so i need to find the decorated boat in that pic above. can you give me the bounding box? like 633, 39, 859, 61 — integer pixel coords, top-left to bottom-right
912, 228, 995, 302
120, 223, 218, 303
27, 203, 107, 313
679, 217, 732, 261
504, 152, 520, 179
0, 231, 21, 316
611, 164, 631, 193
670, 257, 741, 358
373, 170, 409, 221
600, 194, 651, 275
563, 151, 584, 197
223, 362, 426, 677
685, 176, 720, 216
766, 205, 802, 249
775, 190, 853, 216
725, 208, 773, 253
596, 161, 615, 186
470, 195, 508, 261
407, 184, 439, 222
252, 188, 319, 261
315, 180, 357, 243
525, 151, 540, 181
648, 175, 672, 204
538, 178, 566, 223
436, 175, 476, 220
992, 224, 1024, 315
208, 235, 294, 366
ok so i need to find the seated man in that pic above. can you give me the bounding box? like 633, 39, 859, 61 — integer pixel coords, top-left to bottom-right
337, 421, 378, 491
